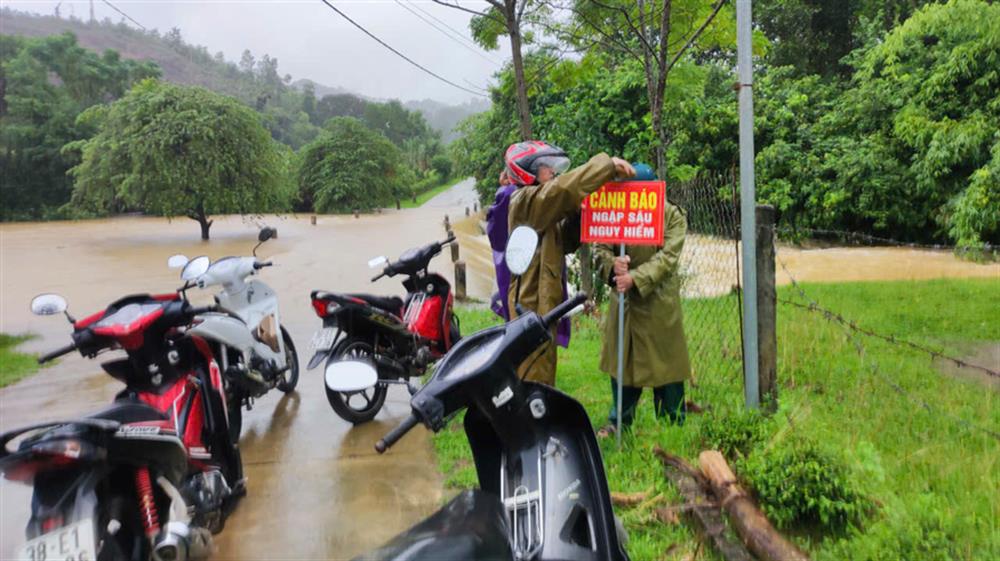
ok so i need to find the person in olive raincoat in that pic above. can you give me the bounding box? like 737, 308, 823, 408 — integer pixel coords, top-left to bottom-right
504, 141, 636, 385
595, 171, 691, 433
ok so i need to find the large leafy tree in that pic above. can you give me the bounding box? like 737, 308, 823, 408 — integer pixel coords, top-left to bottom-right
755, 0, 999, 245
0, 33, 159, 220
297, 117, 404, 213
69, 80, 292, 239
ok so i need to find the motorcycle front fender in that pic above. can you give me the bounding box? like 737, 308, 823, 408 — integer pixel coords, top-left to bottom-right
307, 349, 332, 371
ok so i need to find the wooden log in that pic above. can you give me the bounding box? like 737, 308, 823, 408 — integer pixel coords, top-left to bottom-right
610, 491, 649, 507
654, 448, 754, 561
699, 451, 810, 561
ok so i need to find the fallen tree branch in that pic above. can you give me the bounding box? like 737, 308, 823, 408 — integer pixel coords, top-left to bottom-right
699, 451, 811, 561
654, 447, 754, 561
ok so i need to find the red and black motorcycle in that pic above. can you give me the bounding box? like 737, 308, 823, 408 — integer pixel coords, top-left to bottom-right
0, 292, 243, 561
309, 234, 461, 424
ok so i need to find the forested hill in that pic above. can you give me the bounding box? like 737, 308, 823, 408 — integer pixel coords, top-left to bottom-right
1, 9, 256, 99
0, 9, 485, 139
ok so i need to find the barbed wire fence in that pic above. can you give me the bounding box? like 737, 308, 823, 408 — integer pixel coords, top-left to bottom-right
775, 254, 1000, 441
569, 171, 996, 417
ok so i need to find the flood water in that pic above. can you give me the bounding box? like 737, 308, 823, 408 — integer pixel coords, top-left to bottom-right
0, 180, 481, 559
2, 178, 997, 558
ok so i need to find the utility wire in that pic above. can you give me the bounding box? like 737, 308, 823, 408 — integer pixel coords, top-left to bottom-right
101, 0, 146, 30
318, 0, 488, 98
407, 1, 503, 60
395, 0, 501, 67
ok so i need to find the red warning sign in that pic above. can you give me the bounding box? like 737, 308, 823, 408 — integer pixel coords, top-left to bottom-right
580, 181, 665, 246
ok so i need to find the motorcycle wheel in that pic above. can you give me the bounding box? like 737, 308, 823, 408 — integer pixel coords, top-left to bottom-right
276, 326, 299, 393
325, 338, 387, 424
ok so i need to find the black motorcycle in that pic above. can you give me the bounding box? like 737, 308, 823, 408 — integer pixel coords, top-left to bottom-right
358, 291, 629, 561
308, 235, 461, 424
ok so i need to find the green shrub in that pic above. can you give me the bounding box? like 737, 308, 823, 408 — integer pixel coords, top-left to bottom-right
741, 437, 873, 531
430, 154, 452, 180
697, 406, 770, 459
822, 494, 962, 561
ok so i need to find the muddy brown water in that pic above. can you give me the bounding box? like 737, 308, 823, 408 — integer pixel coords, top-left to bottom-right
3, 179, 997, 558
0, 181, 481, 559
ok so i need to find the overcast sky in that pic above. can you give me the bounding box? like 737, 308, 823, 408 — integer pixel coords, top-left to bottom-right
4, 0, 509, 104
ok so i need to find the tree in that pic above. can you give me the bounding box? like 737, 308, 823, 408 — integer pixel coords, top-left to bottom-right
560, 0, 736, 178
753, 0, 1000, 246
0, 33, 159, 220
69, 80, 292, 239
298, 117, 405, 213
433, 0, 543, 139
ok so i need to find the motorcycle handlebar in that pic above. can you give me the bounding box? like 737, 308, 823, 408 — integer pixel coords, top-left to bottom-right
187, 305, 217, 316
375, 413, 420, 454
38, 342, 77, 364
253, 261, 273, 270
542, 292, 588, 329
371, 271, 387, 282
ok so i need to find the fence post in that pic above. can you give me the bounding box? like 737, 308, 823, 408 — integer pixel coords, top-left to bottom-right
756, 204, 777, 412
454, 261, 467, 300
450, 241, 460, 262
579, 245, 594, 296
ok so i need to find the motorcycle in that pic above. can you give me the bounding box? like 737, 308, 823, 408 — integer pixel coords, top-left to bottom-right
1, 289, 244, 561
168, 227, 299, 441
352, 227, 629, 561
309, 234, 460, 424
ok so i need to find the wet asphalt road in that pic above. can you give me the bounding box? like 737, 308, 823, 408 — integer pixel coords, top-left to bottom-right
0, 180, 483, 560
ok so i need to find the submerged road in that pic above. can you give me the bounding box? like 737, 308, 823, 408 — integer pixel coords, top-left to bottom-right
0, 179, 485, 559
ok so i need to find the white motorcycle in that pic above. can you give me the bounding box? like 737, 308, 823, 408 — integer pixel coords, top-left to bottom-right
169, 227, 299, 441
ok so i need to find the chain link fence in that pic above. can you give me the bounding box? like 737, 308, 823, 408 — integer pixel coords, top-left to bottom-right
570, 171, 744, 386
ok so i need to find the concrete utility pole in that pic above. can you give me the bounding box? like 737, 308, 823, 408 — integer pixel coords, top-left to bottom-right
737, 0, 760, 409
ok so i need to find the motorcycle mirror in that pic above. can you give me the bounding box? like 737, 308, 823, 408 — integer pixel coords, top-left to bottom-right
167, 254, 189, 269
181, 256, 210, 281
325, 359, 378, 393
368, 256, 388, 269
258, 227, 277, 243
30, 293, 68, 316
505, 226, 539, 276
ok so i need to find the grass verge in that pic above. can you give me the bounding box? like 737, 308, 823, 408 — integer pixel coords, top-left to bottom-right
435, 278, 999, 560
0, 333, 40, 388
399, 176, 463, 209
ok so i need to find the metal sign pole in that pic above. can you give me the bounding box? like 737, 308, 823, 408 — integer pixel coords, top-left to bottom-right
737, 0, 760, 409
616, 242, 625, 447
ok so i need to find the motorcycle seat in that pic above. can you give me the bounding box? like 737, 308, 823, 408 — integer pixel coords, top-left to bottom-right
347, 294, 404, 316
354, 490, 512, 561
88, 401, 169, 424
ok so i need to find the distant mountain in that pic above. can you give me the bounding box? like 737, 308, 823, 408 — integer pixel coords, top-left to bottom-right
291, 78, 359, 100
1, 9, 257, 99
1, 9, 487, 142
405, 98, 491, 142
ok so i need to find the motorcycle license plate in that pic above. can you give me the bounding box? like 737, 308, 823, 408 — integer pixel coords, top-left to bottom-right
20, 518, 96, 561
311, 327, 337, 352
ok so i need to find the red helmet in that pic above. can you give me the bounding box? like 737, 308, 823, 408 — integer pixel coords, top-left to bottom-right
504, 141, 570, 185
